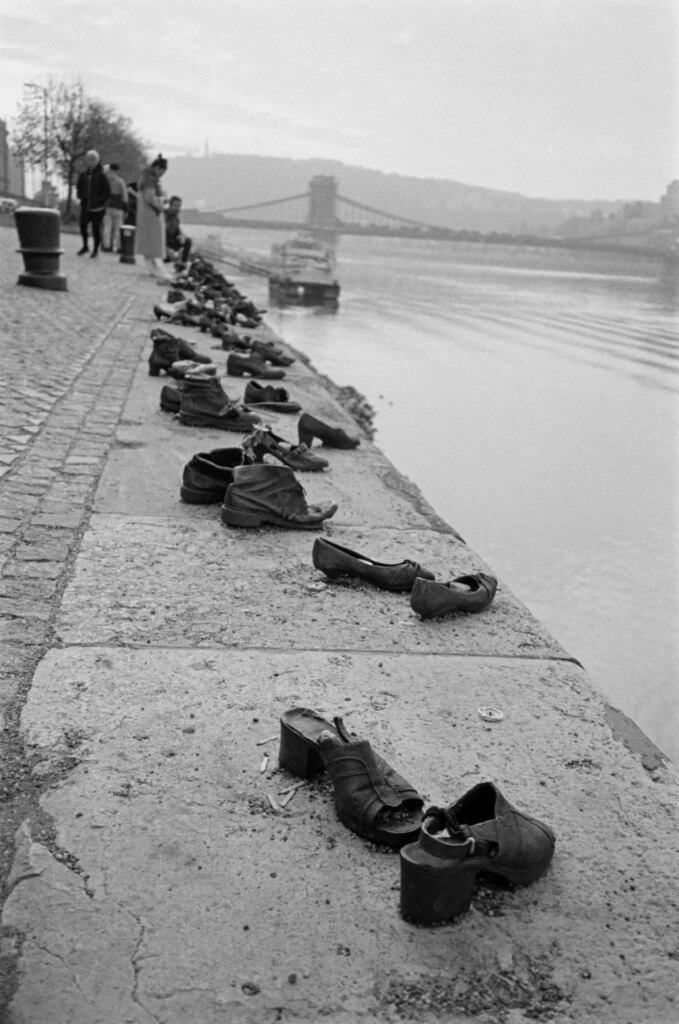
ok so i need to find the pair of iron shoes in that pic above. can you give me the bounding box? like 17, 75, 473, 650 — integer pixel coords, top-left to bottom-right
312, 537, 498, 614
279, 708, 555, 924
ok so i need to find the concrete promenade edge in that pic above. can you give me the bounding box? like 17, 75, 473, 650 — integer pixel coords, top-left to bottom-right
0, 225, 677, 1024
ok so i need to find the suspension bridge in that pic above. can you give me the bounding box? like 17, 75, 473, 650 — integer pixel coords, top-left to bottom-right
182, 175, 488, 244
183, 175, 675, 260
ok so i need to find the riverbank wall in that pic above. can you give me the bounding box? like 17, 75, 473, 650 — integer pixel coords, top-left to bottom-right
0, 229, 677, 1023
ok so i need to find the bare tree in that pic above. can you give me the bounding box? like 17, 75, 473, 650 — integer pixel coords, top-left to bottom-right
11, 79, 148, 216
10, 81, 58, 190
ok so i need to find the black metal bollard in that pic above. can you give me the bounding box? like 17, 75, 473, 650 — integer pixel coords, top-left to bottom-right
14, 207, 67, 291
119, 225, 136, 264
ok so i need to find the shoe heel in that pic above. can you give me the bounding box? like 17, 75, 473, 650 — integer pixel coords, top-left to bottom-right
148, 362, 161, 377
278, 722, 324, 778
228, 366, 245, 377
399, 845, 478, 925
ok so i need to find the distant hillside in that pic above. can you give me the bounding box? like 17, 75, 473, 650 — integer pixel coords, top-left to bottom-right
165, 154, 626, 235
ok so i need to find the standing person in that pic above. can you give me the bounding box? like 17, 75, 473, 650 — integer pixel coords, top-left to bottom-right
102, 164, 128, 253
136, 154, 170, 279
165, 195, 192, 265
75, 150, 111, 258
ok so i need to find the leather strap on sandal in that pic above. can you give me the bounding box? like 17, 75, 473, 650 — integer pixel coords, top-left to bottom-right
321, 738, 423, 836
424, 805, 497, 859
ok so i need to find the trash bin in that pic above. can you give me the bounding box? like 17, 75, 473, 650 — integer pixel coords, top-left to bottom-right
119, 225, 136, 264
14, 206, 67, 291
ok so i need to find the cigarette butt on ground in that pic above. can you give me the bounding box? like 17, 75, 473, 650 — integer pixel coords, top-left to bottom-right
260, 754, 269, 774
278, 780, 305, 796
256, 735, 277, 746
267, 793, 279, 811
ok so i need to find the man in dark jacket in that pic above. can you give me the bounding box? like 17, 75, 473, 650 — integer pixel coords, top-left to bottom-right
165, 195, 192, 264
76, 150, 111, 257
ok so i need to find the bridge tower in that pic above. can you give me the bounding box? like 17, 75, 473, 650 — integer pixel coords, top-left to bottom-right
306, 175, 339, 245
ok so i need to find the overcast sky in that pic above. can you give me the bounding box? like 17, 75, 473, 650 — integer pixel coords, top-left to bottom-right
0, 0, 676, 201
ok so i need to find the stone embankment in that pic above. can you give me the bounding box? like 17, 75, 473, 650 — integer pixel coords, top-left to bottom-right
0, 226, 677, 1024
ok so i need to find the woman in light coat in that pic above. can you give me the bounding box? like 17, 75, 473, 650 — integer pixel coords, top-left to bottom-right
136, 154, 170, 278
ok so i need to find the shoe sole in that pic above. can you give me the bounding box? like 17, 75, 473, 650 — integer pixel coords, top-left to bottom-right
228, 369, 285, 379
180, 485, 224, 504
220, 505, 327, 530
298, 433, 359, 449
248, 402, 301, 413
178, 412, 259, 431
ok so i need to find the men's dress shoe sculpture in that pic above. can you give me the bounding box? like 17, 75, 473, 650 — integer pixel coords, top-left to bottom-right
243, 381, 301, 413
312, 537, 435, 591
298, 412, 360, 450
180, 447, 253, 504
410, 572, 498, 619
279, 708, 424, 847
177, 376, 262, 432
214, 323, 250, 350
250, 339, 295, 367
399, 782, 555, 924
226, 352, 285, 380
243, 426, 329, 472
221, 464, 337, 530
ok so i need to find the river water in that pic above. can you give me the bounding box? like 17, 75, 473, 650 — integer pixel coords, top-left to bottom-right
192, 226, 679, 763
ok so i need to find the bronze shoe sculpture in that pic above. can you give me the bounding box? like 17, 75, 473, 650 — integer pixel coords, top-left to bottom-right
221, 464, 337, 529
312, 537, 435, 591
177, 376, 262, 432
243, 381, 301, 413
180, 447, 253, 504
298, 412, 360, 449
226, 351, 285, 379
399, 782, 555, 924
410, 573, 497, 619
243, 426, 329, 472
279, 708, 424, 848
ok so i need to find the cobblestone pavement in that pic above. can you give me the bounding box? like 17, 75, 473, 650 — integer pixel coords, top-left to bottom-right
0, 225, 159, 1005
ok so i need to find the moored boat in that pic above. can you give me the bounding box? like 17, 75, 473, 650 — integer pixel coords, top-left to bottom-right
268, 233, 340, 309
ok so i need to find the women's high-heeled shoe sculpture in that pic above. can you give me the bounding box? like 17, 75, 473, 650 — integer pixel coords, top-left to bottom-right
399, 782, 555, 925
243, 426, 328, 472
297, 412, 360, 449
410, 573, 498, 618
312, 537, 435, 591
279, 708, 424, 848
